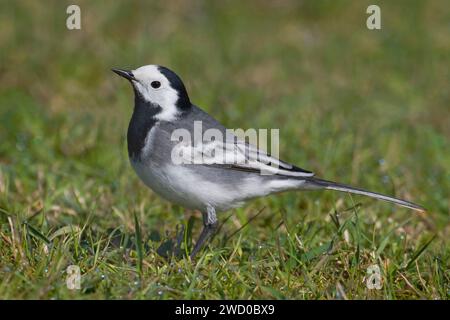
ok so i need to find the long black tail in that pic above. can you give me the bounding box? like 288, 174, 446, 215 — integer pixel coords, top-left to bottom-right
306, 178, 426, 212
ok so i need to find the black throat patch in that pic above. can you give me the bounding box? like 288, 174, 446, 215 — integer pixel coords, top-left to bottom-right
127, 92, 162, 161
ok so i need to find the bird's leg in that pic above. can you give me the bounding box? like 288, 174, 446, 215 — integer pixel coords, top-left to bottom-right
190, 205, 218, 259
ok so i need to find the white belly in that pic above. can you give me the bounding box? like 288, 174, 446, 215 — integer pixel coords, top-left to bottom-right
131, 160, 249, 212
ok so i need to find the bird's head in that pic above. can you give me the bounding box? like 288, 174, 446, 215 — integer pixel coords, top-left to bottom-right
112, 65, 191, 120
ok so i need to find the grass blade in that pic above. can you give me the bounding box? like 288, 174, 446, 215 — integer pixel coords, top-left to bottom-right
133, 212, 143, 276
404, 235, 436, 270
24, 222, 51, 245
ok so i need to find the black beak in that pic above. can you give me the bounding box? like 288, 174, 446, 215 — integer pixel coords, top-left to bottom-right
112, 68, 135, 81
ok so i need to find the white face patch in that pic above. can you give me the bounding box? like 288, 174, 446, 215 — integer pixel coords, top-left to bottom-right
132, 65, 180, 122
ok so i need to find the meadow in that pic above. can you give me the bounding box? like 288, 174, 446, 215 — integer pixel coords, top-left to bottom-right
0, 0, 448, 299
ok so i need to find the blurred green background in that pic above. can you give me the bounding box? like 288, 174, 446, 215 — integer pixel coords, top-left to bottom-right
0, 0, 448, 299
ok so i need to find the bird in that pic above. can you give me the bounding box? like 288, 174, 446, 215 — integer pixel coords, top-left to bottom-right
112, 65, 425, 259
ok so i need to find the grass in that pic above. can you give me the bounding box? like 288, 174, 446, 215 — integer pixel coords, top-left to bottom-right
0, 0, 449, 299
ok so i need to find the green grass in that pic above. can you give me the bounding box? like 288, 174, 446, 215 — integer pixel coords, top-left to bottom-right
0, 0, 449, 299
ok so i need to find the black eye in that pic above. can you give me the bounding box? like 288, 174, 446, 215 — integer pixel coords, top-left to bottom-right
151, 81, 161, 89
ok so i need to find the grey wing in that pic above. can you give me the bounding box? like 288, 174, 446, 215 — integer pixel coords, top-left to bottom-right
201, 140, 314, 177
173, 106, 314, 177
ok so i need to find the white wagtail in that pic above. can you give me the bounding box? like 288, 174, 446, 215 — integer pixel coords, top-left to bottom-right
113, 65, 425, 258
